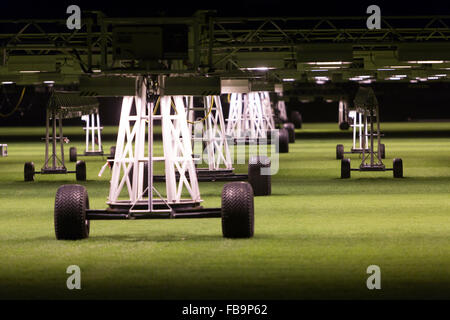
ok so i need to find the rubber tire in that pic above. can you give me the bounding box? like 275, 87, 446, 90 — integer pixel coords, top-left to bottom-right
380, 144, 386, 159
54, 184, 90, 240
221, 182, 254, 238
248, 156, 271, 196
128, 162, 149, 191
341, 158, 351, 179
110, 146, 116, 158
336, 144, 344, 160
69, 147, 77, 162
76, 160, 87, 181
339, 122, 350, 130
393, 158, 403, 178
279, 128, 289, 153
283, 122, 296, 143
24, 162, 35, 181
291, 111, 302, 129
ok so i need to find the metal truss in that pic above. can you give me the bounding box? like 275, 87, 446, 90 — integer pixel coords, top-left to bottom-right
209, 16, 450, 65
260, 91, 275, 131
201, 96, 233, 170
108, 79, 201, 213
2, 14, 450, 75
43, 108, 66, 172
359, 106, 384, 169
161, 95, 201, 203
0, 15, 111, 71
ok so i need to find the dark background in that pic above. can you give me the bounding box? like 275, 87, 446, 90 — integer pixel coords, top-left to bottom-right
2, 0, 450, 18
1, 1, 450, 125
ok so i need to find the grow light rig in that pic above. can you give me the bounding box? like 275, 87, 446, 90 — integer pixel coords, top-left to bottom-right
340, 87, 403, 179
55, 76, 256, 240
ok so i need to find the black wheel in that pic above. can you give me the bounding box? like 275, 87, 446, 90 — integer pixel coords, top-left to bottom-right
248, 156, 271, 196
393, 158, 403, 178
128, 162, 149, 191
279, 128, 289, 153
380, 144, 386, 159
221, 182, 254, 238
75, 160, 86, 181
341, 158, 351, 179
336, 144, 344, 160
24, 162, 35, 181
54, 184, 90, 240
283, 122, 295, 143
110, 146, 116, 158
69, 147, 77, 162
291, 111, 302, 129
339, 122, 350, 130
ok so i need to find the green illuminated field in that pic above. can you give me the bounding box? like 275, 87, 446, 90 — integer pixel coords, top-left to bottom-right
0, 123, 449, 299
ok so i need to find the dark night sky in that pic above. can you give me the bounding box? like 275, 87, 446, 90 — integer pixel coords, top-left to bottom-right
1, 0, 450, 19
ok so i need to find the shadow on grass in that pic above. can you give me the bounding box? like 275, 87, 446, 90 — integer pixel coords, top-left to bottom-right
26, 233, 251, 243
296, 130, 450, 139
20, 230, 450, 244
89, 234, 226, 242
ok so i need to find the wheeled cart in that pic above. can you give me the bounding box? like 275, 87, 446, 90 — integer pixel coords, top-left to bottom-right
340, 87, 403, 179
54, 77, 255, 240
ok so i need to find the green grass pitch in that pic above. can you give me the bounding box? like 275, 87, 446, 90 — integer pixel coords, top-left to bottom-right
0, 123, 449, 299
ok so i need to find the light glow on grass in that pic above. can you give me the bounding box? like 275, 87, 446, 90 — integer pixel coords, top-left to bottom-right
0, 123, 449, 299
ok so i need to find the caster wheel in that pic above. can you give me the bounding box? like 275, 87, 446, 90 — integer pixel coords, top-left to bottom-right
290, 111, 302, 129
283, 122, 295, 143
221, 182, 254, 238
279, 128, 289, 153
341, 158, 351, 179
380, 144, 386, 159
336, 144, 344, 160
76, 160, 86, 181
248, 156, 271, 196
69, 147, 77, 162
339, 122, 350, 130
24, 162, 35, 181
54, 184, 90, 240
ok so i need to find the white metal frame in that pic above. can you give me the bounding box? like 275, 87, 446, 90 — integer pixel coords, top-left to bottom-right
204, 96, 233, 170
226, 91, 275, 140
82, 111, 103, 153
260, 91, 275, 131
276, 97, 288, 123
189, 96, 233, 171
349, 110, 368, 151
